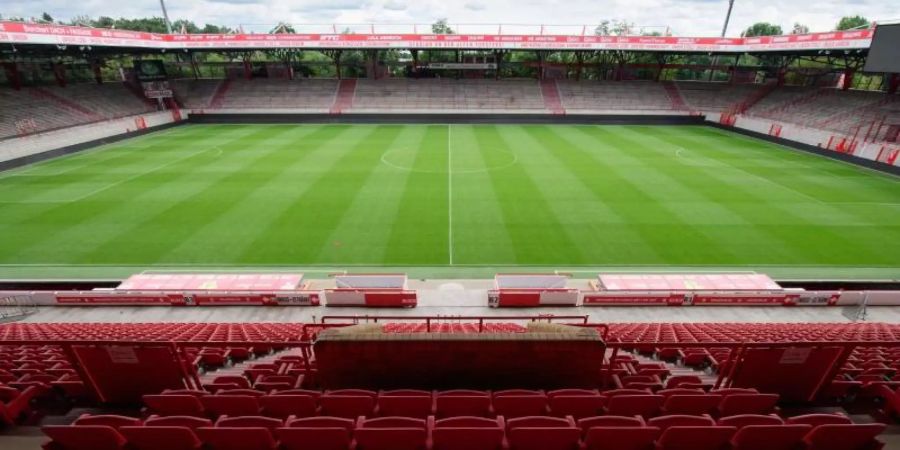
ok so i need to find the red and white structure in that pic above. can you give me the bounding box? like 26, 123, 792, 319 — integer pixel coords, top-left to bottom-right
488, 274, 579, 307
323, 273, 417, 308
582, 272, 813, 306
52, 272, 320, 306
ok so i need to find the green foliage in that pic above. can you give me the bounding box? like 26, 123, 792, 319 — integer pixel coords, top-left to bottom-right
431, 19, 454, 34
791, 23, 809, 35
836, 16, 869, 30
742, 22, 783, 37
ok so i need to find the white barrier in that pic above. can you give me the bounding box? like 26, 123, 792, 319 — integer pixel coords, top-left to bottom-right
0, 111, 187, 165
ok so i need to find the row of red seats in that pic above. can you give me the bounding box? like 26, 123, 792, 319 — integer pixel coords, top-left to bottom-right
607, 323, 900, 344
42, 413, 886, 450
0, 344, 87, 424
382, 323, 527, 333
0, 323, 307, 342
143, 388, 778, 420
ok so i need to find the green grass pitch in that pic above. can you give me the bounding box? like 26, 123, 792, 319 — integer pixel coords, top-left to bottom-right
0, 123, 899, 279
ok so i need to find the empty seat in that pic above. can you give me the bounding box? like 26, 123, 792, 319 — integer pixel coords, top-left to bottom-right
120, 426, 203, 450
435, 390, 492, 418
71, 414, 142, 428
506, 416, 581, 450
731, 424, 812, 450
662, 395, 722, 415
717, 394, 779, 416
665, 376, 704, 389
717, 414, 784, 428
493, 391, 549, 418
376, 394, 433, 418
548, 390, 606, 419
277, 416, 355, 450
582, 423, 660, 450
195, 427, 277, 450
604, 395, 664, 418
319, 394, 376, 418
355, 416, 428, 450
212, 376, 251, 389
431, 416, 505, 450
785, 413, 852, 426
215, 416, 282, 430
804, 424, 886, 450
656, 425, 736, 450
144, 415, 213, 429
143, 395, 205, 417
200, 395, 260, 417
42, 425, 127, 450
648, 415, 716, 431
259, 394, 317, 418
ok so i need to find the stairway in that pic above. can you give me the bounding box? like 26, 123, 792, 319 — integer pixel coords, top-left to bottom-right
540, 79, 566, 115
330, 79, 357, 114
625, 348, 720, 389
661, 81, 689, 111
734, 82, 778, 114
31, 88, 102, 120
199, 347, 309, 388
208, 79, 233, 109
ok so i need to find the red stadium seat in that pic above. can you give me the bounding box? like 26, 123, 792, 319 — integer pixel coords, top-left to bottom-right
42, 425, 127, 450
665, 376, 704, 389
319, 394, 376, 418
355, 416, 428, 450
717, 414, 784, 428
144, 415, 213, 429
277, 416, 355, 450
731, 424, 812, 450
656, 425, 736, 450
435, 390, 492, 418
583, 426, 660, 450
661, 395, 722, 415
548, 389, 606, 419
200, 395, 261, 417
213, 376, 251, 389
604, 395, 664, 418
71, 414, 142, 428
717, 394, 779, 416
259, 394, 317, 418
506, 416, 580, 450
119, 426, 203, 450
431, 416, 506, 450
647, 414, 715, 431
215, 416, 283, 430
804, 424, 887, 450
143, 395, 205, 417
0, 385, 38, 424
785, 413, 852, 427
195, 427, 278, 450
493, 392, 549, 418
376, 394, 433, 418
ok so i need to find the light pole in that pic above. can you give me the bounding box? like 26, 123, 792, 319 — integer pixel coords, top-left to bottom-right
159, 0, 173, 34
721, 0, 736, 37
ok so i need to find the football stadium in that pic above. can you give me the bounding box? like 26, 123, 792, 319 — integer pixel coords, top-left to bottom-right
1, 0, 900, 449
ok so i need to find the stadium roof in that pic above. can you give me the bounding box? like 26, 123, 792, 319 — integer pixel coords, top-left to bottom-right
0, 21, 874, 54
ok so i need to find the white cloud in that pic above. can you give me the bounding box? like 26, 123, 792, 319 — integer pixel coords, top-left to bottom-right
1, 0, 893, 36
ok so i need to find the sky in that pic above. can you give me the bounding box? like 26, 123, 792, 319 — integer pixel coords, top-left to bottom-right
1, 0, 895, 36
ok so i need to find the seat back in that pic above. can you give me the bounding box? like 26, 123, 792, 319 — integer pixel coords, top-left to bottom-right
657, 426, 736, 450
583, 426, 661, 450
259, 395, 317, 418
215, 416, 282, 430
731, 425, 812, 450
785, 414, 852, 427
605, 395, 664, 418
319, 395, 376, 418
718, 394, 779, 416
143, 395, 205, 417
717, 414, 784, 428
276, 427, 352, 450
804, 424, 887, 450
200, 395, 261, 417
432, 426, 504, 450
119, 426, 202, 450
376, 395, 433, 418
648, 415, 715, 431
507, 427, 581, 450
435, 394, 492, 418
548, 394, 606, 419
42, 425, 126, 450
144, 415, 213, 429
72, 414, 142, 429
493, 395, 549, 418
662, 395, 722, 415
355, 417, 427, 450
195, 427, 277, 450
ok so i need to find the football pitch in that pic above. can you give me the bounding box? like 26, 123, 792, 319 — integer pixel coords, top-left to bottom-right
1, 123, 899, 279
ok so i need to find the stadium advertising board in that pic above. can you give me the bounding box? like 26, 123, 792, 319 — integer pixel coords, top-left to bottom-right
0, 21, 873, 53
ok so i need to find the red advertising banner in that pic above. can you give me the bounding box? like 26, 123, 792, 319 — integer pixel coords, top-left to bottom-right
0, 21, 873, 53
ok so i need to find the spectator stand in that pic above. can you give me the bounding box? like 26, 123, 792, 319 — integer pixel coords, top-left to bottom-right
323, 273, 417, 308
488, 274, 579, 307
52, 272, 320, 306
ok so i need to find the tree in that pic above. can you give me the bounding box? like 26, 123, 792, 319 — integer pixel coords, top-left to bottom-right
742, 22, 783, 37
270, 22, 296, 34
594, 20, 611, 36
791, 23, 809, 35
432, 19, 454, 34
37, 12, 54, 23
836, 15, 869, 30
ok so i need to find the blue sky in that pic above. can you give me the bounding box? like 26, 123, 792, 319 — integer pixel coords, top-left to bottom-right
1, 0, 894, 36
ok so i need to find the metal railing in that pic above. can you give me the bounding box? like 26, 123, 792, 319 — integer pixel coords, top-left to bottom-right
0, 295, 37, 322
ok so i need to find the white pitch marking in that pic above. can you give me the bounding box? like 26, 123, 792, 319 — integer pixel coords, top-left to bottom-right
448, 124, 454, 266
